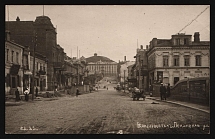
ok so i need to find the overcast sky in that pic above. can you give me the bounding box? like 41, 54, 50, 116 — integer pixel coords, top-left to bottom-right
5, 5, 210, 62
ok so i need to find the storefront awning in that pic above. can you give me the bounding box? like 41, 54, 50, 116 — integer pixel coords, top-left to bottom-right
24, 70, 32, 75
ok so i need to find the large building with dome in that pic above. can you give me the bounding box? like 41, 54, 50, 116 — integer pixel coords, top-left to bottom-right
86, 53, 118, 77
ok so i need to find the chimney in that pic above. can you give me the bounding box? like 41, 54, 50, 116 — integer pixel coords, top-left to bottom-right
5, 30, 10, 41
16, 16, 20, 21
94, 53, 97, 56
194, 32, 200, 42
152, 38, 157, 46
140, 45, 143, 49
124, 56, 126, 62
146, 45, 148, 50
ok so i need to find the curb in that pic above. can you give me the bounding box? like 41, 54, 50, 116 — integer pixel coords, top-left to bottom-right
147, 97, 210, 114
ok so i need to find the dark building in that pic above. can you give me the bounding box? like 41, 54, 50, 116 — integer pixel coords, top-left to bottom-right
6, 16, 64, 90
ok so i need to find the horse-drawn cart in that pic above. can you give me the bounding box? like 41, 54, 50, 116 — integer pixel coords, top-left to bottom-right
132, 87, 145, 101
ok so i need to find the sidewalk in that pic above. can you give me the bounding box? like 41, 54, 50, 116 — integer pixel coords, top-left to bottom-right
119, 90, 210, 114
147, 96, 210, 114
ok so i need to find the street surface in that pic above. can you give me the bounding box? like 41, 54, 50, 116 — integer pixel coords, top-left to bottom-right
5, 78, 210, 134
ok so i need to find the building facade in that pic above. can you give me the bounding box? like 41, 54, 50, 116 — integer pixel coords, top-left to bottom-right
5, 31, 24, 95
147, 32, 210, 87
6, 16, 65, 90
30, 52, 47, 92
119, 61, 135, 83
133, 45, 149, 91
86, 53, 118, 77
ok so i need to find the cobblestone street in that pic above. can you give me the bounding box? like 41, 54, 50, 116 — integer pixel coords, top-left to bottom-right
5, 84, 210, 134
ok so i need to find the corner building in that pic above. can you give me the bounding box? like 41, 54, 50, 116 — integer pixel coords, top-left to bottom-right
147, 32, 210, 86
6, 16, 63, 90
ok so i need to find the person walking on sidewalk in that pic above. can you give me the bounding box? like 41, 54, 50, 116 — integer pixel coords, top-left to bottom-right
166, 83, 171, 98
159, 83, 166, 100
35, 87, 38, 97
76, 88, 79, 97
24, 88, 30, 101
15, 88, 20, 101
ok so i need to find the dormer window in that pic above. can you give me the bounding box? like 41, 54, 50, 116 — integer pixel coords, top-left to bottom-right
176, 38, 180, 45
184, 38, 188, 45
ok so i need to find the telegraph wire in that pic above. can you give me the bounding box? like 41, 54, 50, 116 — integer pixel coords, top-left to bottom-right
177, 6, 209, 34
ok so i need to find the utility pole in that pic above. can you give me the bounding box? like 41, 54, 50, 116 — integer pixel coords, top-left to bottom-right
139, 55, 141, 90
32, 31, 37, 100
124, 70, 125, 93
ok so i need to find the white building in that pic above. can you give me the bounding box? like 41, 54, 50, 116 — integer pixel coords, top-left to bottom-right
5, 31, 24, 95
86, 53, 118, 77
147, 32, 210, 86
120, 61, 135, 83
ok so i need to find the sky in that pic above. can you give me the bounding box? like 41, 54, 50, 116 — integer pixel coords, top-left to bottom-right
5, 5, 210, 62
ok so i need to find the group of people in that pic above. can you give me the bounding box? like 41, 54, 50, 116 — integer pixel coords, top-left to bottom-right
159, 83, 171, 100
14, 87, 39, 102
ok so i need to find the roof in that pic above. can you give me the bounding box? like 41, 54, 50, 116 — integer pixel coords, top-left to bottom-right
156, 39, 171, 46
86, 55, 115, 63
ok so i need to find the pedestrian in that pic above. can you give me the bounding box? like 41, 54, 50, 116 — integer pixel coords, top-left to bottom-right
159, 83, 166, 100
167, 83, 171, 98
107, 87, 108, 90
76, 88, 79, 97
24, 88, 30, 101
15, 88, 20, 101
35, 87, 38, 97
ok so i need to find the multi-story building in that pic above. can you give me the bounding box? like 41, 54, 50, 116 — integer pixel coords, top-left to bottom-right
147, 32, 210, 86
30, 52, 47, 91
6, 16, 65, 90
119, 61, 135, 83
127, 64, 136, 88
133, 45, 149, 91
86, 53, 118, 77
5, 31, 24, 95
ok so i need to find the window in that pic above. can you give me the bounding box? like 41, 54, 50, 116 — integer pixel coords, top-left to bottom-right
163, 56, 169, 66
11, 50, 14, 62
184, 56, 190, 66
176, 38, 180, 45
16, 52, 19, 64
173, 56, 179, 66
40, 65, 42, 71
6, 49, 9, 61
37, 62, 39, 70
43, 64, 46, 71
184, 38, 188, 45
196, 55, 201, 66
